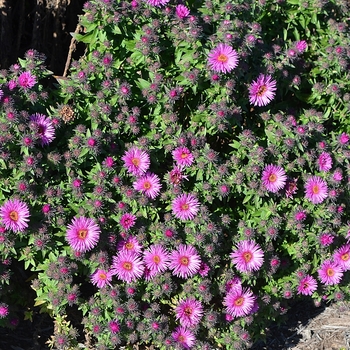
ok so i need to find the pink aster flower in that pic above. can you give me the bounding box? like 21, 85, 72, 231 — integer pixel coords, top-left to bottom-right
172, 147, 194, 167
207, 43, 239, 73
18, 71, 36, 89
333, 244, 350, 271
297, 275, 317, 296
318, 152, 332, 172
119, 213, 136, 230
304, 176, 328, 204
230, 240, 264, 273
91, 269, 113, 288
249, 74, 277, 107
294, 210, 306, 221
172, 193, 200, 220
66, 217, 101, 252
169, 244, 201, 278
339, 132, 350, 145
172, 326, 196, 349
122, 147, 150, 176
133, 173, 161, 199
143, 244, 169, 279
261, 164, 287, 193
319, 232, 334, 247
295, 40, 308, 53
176, 4, 190, 19
175, 298, 203, 328
0, 199, 30, 232
111, 250, 144, 283
108, 320, 120, 334
223, 284, 256, 318
285, 177, 298, 198
318, 259, 343, 285
29, 113, 55, 146
144, 0, 170, 7
0, 303, 9, 318
168, 166, 188, 186
117, 236, 143, 254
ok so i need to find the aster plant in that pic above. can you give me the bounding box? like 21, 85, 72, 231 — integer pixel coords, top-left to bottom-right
1, 0, 350, 349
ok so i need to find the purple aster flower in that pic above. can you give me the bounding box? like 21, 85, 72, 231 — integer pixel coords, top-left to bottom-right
143, 244, 169, 279
119, 213, 136, 230
175, 298, 203, 328
172, 147, 194, 167
0, 303, 9, 318
297, 275, 317, 296
111, 250, 144, 283
91, 269, 113, 288
176, 4, 190, 19
133, 173, 161, 199
172, 326, 196, 349
317, 152, 332, 172
172, 193, 200, 220
318, 259, 343, 285
66, 217, 101, 252
333, 244, 350, 271
304, 176, 328, 204
0, 199, 30, 232
230, 240, 264, 273
169, 244, 201, 278
223, 284, 256, 318
295, 40, 308, 53
261, 164, 287, 193
249, 74, 277, 107
144, 0, 170, 7
18, 71, 36, 89
122, 147, 150, 176
29, 113, 55, 145
207, 43, 239, 73
117, 236, 142, 254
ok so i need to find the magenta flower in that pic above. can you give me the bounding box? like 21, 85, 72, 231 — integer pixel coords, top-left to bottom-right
319, 232, 334, 247
172, 147, 194, 167
144, 0, 170, 7
304, 176, 328, 204
318, 259, 343, 285
339, 132, 349, 145
143, 244, 169, 279
18, 71, 36, 89
223, 284, 256, 318
0, 303, 9, 318
294, 210, 306, 221
117, 236, 143, 254
66, 217, 101, 252
172, 193, 200, 220
249, 74, 277, 107
29, 113, 55, 146
230, 240, 264, 273
261, 164, 287, 193
172, 326, 196, 349
111, 250, 144, 283
207, 43, 239, 73
175, 4, 190, 19
0, 199, 30, 232
122, 147, 150, 176
168, 166, 188, 186
108, 320, 120, 334
91, 269, 113, 288
133, 173, 161, 199
169, 244, 201, 278
318, 152, 332, 172
119, 213, 136, 230
297, 275, 317, 296
175, 298, 203, 328
295, 40, 308, 53
333, 244, 350, 271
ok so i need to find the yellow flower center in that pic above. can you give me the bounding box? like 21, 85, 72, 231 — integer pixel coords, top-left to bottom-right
234, 297, 244, 306
9, 210, 18, 222
268, 174, 277, 183
125, 242, 134, 250
257, 85, 267, 96
326, 268, 334, 277
217, 53, 228, 62
123, 262, 132, 271
78, 229, 88, 239
341, 253, 349, 261
243, 252, 252, 263
180, 256, 189, 266
99, 272, 107, 280
181, 204, 189, 211
312, 185, 320, 194
143, 181, 151, 189
153, 255, 160, 264
132, 158, 140, 166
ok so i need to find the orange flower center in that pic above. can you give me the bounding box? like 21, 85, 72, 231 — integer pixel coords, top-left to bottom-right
184, 307, 192, 316
268, 174, 277, 183
78, 229, 88, 239
180, 256, 189, 266
181, 152, 188, 159
217, 53, 228, 62
123, 262, 132, 271
243, 252, 253, 263
312, 185, 320, 194
178, 335, 186, 342
341, 253, 349, 261
153, 255, 160, 264
326, 268, 334, 277
181, 204, 189, 211
257, 85, 267, 96
9, 210, 18, 222
125, 242, 134, 250
132, 158, 140, 166
234, 297, 244, 306
143, 181, 151, 189
99, 272, 107, 280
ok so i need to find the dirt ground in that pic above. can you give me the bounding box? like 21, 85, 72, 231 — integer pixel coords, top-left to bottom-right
1, 301, 350, 350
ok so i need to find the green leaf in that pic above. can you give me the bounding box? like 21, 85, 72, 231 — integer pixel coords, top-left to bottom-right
136, 78, 151, 90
